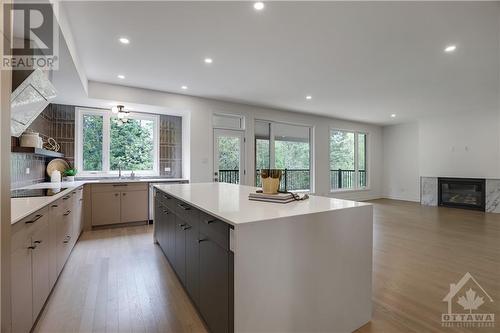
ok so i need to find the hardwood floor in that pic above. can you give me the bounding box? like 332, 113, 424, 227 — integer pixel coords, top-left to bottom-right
34, 225, 208, 333
34, 200, 500, 333
357, 199, 500, 333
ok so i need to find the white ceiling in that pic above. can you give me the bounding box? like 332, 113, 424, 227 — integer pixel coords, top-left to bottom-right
59, 1, 499, 125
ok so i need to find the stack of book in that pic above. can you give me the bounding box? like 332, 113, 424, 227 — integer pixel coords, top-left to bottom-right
248, 192, 295, 204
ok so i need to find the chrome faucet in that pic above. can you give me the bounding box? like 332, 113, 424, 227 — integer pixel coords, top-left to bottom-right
118, 163, 122, 179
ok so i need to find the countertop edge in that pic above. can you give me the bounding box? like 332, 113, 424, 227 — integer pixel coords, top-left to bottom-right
12, 178, 189, 224
153, 184, 372, 226
11, 185, 82, 225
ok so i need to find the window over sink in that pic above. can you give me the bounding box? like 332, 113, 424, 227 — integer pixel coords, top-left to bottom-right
76, 107, 159, 177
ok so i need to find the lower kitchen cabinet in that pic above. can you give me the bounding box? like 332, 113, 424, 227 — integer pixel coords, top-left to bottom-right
31, 220, 50, 321
91, 191, 121, 226
154, 190, 233, 333
11, 187, 84, 333
199, 236, 230, 333
91, 183, 148, 226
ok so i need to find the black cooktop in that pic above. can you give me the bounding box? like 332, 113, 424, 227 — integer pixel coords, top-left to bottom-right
11, 188, 68, 198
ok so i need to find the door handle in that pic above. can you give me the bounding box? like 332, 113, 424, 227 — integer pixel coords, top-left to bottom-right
25, 214, 42, 224
177, 203, 191, 210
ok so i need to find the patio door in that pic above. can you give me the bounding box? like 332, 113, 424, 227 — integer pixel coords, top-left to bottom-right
213, 129, 245, 184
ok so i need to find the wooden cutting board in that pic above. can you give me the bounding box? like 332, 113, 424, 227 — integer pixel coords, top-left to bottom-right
46, 158, 70, 177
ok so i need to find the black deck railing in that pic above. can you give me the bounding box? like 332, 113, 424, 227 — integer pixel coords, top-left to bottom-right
218, 169, 240, 184
220, 169, 367, 191
330, 169, 367, 189
255, 169, 310, 191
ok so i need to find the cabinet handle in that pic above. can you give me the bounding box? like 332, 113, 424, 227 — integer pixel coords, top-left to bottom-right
122, 193, 126, 196
63, 210, 71, 216
163, 210, 169, 214
205, 219, 217, 224
115, 193, 119, 197
28, 245, 36, 250
33, 240, 42, 244
63, 196, 70, 200
63, 240, 69, 244
112, 184, 128, 187
183, 225, 192, 230
197, 238, 208, 243
177, 203, 191, 210
51, 204, 58, 208
72, 191, 77, 194
163, 194, 171, 200
25, 214, 42, 224
177, 223, 186, 228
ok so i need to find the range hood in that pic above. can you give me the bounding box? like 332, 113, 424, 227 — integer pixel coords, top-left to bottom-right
11, 68, 57, 137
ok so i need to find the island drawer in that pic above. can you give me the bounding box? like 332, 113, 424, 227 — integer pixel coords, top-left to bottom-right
199, 211, 230, 250
174, 200, 198, 225
157, 190, 177, 210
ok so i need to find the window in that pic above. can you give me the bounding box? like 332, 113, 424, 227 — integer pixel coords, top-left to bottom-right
255, 120, 312, 192
76, 108, 159, 176
330, 129, 368, 191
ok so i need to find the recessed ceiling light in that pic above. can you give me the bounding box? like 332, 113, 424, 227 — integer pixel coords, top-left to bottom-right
391, 114, 397, 118
444, 45, 457, 53
254, 2, 265, 10
117, 74, 125, 79
306, 95, 312, 100
204, 58, 213, 64
181, 85, 188, 90
119, 37, 130, 45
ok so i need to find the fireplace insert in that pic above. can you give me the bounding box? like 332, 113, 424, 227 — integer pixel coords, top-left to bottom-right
438, 178, 486, 211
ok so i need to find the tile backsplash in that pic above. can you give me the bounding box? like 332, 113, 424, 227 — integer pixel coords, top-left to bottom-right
11, 153, 47, 189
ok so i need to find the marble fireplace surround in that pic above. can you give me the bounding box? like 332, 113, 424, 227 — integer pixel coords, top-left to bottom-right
420, 177, 500, 213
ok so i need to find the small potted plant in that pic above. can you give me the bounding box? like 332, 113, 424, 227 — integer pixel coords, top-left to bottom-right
64, 168, 77, 182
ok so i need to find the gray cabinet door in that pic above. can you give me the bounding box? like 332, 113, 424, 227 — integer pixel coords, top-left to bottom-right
199, 235, 229, 333
185, 217, 200, 304
174, 216, 187, 285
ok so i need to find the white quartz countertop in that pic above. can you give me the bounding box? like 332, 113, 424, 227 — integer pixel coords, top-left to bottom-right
11, 178, 188, 224
154, 183, 371, 225
11, 186, 80, 225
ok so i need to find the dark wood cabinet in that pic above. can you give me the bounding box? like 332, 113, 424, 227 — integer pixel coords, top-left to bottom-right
185, 217, 200, 304
174, 215, 187, 284
199, 234, 230, 333
154, 190, 233, 333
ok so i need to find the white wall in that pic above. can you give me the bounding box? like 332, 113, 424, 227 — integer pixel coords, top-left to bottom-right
418, 110, 500, 179
383, 109, 500, 202
382, 122, 420, 202
89, 81, 383, 201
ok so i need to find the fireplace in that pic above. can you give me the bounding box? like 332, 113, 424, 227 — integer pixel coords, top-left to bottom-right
438, 178, 486, 211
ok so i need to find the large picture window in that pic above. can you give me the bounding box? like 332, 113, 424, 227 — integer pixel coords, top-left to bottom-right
330, 129, 367, 191
76, 108, 159, 176
255, 120, 312, 192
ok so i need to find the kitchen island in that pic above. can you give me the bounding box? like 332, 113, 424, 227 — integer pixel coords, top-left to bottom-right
153, 182, 373, 333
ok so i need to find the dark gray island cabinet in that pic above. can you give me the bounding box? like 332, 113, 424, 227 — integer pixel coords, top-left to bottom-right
154, 183, 373, 333
154, 189, 234, 333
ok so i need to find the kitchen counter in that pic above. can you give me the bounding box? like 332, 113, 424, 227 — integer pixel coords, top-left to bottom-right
11, 178, 188, 224
154, 182, 373, 332
153, 182, 370, 225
